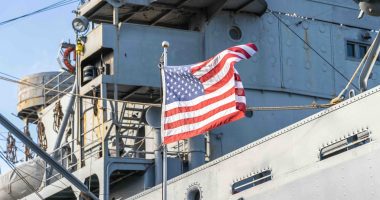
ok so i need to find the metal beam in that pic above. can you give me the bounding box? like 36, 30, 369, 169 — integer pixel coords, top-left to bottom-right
151, 3, 201, 12
0, 113, 99, 200
150, 0, 191, 25
121, 86, 142, 100
236, 0, 255, 13
128, 19, 189, 29
121, 6, 147, 22
207, 0, 228, 21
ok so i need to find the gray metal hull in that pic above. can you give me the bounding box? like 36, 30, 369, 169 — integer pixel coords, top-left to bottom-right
15, 0, 380, 199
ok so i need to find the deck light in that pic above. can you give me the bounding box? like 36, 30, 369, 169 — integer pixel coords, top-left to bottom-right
72, 16, 89, 33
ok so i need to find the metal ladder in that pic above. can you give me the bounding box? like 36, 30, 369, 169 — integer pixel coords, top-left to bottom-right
117, 102, 146, 156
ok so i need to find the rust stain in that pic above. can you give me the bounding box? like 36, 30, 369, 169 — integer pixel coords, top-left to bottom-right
83, 112, 87, 146
96, 100, 103, 141
304, 29, 312, 66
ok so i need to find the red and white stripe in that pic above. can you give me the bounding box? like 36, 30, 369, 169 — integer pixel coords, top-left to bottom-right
163, 43, 257, 144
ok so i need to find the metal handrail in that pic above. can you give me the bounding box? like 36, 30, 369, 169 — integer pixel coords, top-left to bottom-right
44, 71, 66, 85
45, 140, 102, 183
45, 75, 74, 95
43, 71, 74, 107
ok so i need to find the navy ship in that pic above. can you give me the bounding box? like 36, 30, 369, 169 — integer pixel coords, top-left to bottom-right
1, 0, 380, 199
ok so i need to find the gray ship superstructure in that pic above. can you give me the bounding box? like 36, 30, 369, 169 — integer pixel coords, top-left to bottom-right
1, 0, 380, 199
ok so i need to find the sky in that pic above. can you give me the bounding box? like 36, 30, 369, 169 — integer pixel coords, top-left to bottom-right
0, 1, 78, 173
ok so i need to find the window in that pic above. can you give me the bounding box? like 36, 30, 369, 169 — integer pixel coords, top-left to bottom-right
232, 170, 272, 194
187, 185, 202, 200
229, 26, 242, 41
346, 41, 370, 59
359, 45, 368, 58
187, 189, 201, 200
320, 129, 370, 160
347, 42, 355, 58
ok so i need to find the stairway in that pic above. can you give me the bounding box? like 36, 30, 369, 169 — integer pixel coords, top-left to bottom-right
117, 103, 146, 157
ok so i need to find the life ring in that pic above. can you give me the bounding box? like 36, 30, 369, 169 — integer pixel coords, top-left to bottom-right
63, 46, 76, 73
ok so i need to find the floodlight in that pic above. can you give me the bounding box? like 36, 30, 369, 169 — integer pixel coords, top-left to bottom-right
72, 16, 89, 33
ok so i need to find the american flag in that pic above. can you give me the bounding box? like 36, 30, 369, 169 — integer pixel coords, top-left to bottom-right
162, 43, 258, 144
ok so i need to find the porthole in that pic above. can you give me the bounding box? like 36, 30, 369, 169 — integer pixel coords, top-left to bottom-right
187, 188, 201, 200
186, 183, 202, 200
229, 26, 242, 41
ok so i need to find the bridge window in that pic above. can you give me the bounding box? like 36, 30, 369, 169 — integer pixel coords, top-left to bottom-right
346, 42, 355, 58
346, 41, 370, 59
359, 44, 368, 58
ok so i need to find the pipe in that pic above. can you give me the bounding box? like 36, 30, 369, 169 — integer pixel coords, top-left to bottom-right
359, 29, 380, 92
113, 7, 119, 26
154, 128, 162, 185
145, 106, 164, 186
0, 114, 98, 200
188, 134, 206, 170
53, 79, 77, 155
47, 79, 77, 185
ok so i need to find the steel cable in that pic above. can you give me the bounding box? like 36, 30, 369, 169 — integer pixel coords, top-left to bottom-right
0, 0, 79, 27
0, 151, 44, 200
268, 9, 360, 90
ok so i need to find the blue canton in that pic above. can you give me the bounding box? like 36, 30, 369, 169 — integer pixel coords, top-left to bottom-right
164, 65, 204, 105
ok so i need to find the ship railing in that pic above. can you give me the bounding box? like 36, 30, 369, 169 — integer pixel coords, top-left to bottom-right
43, 120, 157, 185
43, 71, 74, 107
81, 115, 154, 158
107, 133, 156, 159
43, 136, 102, 185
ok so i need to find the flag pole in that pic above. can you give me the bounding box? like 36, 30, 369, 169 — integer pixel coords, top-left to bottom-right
161, 41, 169, 200
162, 144, 168, 200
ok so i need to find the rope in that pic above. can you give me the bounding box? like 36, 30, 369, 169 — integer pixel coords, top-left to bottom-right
0, 72, 333, 113
247, 102, 332, 111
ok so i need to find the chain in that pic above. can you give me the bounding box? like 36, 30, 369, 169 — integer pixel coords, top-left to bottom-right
53, 100, 64, 133
6, 132, 17, 163
23, 124, 33, 160
37, 121, 48, 151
